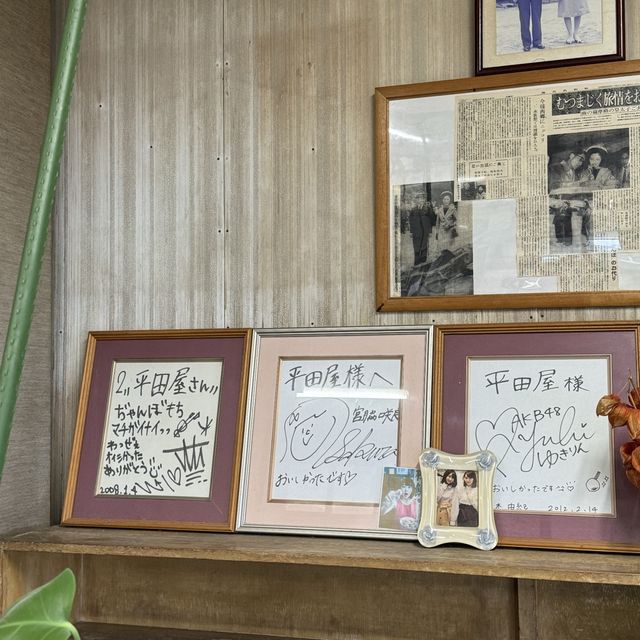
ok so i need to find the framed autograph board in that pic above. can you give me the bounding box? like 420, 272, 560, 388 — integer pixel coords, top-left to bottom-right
236, 327, 432, 539
62, 329, 252, 531
432, 321, 640, 552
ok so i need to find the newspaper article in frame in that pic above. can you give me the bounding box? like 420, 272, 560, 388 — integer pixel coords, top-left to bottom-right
454, 78, 640, 296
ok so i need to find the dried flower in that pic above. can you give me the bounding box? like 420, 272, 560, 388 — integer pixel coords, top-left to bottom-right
596, 377, 640, 489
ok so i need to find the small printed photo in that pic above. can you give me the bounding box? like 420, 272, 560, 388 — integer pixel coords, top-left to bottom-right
436, 469, 479, 528
547, 128, 630, 196
547, 128, 629, 254
548, 194, 594, 254
459, 180, 487, 201
393, 180, 473, 298
378, 466, 421, 531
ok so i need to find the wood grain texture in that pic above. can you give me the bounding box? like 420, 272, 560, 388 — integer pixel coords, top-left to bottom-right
5, 527, 640, 586
78, 555, 516, 638
532, 580, 640, 640
0, 0, 52, 535
48, 0, 640, 569
223, 0, 518, 329
75, 623, 309, 639
50, 0, 559, 515
516, 579, 538, 640
5, 541, 640, 638
51, 0, 225, 519
1, 551, 82, 617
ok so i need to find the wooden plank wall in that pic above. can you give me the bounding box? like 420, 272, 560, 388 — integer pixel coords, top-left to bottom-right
52, 0, 640, 516
0, 0, 51, 534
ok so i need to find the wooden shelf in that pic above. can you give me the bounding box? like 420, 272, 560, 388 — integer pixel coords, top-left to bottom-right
2, 526, 640, 586
3, 526, 640, 639
75, 622, 306, 639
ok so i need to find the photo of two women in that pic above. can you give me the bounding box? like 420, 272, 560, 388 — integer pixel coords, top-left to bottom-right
436, 469, 479, 528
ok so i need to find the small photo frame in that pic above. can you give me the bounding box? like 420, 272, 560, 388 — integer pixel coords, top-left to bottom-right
417, 449, 498, 551
236, 327, 433, 539
476, 0, 625, 75
62, 329, 252, 531
378, 466, 422, 532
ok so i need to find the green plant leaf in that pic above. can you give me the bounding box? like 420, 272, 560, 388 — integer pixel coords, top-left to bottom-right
0, 568, 80, 639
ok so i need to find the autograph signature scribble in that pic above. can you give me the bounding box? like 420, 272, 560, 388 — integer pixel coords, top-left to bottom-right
474, 405, 593, 478
279, 399, 397, 470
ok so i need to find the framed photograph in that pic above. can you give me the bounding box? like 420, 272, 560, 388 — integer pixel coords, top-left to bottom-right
417, 449, 498, 550
236, 327, 433, 539
375, 59, 640, 313
62, 329, 252, 531
476, 0, 625, 75
432, 321, 640, 551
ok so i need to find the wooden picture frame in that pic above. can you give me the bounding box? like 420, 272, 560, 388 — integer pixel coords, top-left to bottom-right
476, 0, 625, 76
236, 327, 433, 539
62, 329, 252, 531
417, 449, 498, 550
432, 321, 640, 552
375, 59, 640, 313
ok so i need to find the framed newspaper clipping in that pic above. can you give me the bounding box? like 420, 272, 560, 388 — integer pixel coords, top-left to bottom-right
475, 0, 625, 76
375, 60, 640, 312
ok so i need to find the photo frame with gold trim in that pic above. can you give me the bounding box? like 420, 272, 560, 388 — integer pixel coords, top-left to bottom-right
236, 327, 432, 539
62, 329, 252, 532
432, 321, 640, 552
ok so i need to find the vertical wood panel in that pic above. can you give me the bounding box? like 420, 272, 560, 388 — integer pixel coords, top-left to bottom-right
52, 0, 224, 517
79, 556, 518, 639
223, 0, 552, 330
532, 580, 640, 640
0, 0, 51, 534
51, 0, 640, 520
516, 579, 538, 640
1, 552, 82, 618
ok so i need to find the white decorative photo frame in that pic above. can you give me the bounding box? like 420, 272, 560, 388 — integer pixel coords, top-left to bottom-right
417, 448, 498, 551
